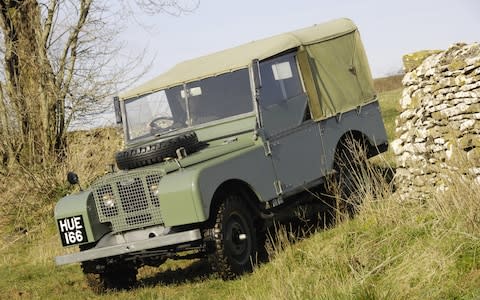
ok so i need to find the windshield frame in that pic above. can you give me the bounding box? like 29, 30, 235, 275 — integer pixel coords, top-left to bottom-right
121, 67, 256, 144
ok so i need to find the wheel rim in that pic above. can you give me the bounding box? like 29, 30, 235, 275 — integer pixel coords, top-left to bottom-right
225, 212, 252, 264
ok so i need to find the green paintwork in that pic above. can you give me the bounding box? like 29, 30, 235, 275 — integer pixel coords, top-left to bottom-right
54, 191, 109, 246
192, 114, 256, 142
155, 169, 202, 226
176, 133, 255, 168
156, 132, 275, 226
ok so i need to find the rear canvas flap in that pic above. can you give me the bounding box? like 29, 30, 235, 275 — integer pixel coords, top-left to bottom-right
299, 30, 376, 120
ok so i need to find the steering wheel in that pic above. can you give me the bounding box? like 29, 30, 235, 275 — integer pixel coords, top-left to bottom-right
149, 116, 174, 133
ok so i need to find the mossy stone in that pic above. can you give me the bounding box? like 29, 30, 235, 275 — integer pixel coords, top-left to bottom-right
403, 50, 442, 72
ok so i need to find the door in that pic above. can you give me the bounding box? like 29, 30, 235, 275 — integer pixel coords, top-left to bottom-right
259, 52, 325, 194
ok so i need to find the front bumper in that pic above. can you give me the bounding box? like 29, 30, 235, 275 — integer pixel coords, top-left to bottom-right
55, 229, 201, 265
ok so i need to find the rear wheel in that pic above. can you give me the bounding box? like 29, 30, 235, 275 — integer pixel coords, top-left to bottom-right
206, 195, 258, 279
330, 135, 369, 220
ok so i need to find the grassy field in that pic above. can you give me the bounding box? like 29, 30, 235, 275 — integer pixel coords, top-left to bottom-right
1, 80, 480, 299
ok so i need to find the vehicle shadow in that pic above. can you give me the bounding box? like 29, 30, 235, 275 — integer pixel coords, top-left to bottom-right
137, 259, 215, 287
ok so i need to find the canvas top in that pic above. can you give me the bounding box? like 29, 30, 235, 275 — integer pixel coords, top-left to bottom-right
120, 18, 357, 100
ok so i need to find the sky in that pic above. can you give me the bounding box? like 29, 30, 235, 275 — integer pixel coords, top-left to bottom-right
84, 0, 478, 128
121, 0, 480, 83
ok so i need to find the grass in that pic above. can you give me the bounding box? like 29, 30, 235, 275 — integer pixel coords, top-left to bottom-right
375, 88, 402, 166
373, 74, 404, 93
1, 78, 480, 299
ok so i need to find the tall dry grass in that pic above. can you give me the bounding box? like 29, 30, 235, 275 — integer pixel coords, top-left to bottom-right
373, 74, 404, 93
243, 141, 480, 299
0, 127, 122, 239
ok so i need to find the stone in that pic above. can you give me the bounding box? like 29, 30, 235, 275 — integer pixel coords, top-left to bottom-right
391, 139, 404, 155
399, 110, 415, 121
396, 43, 480, 200
465, 56, 480, 67
457, 134, 480, 150
448, 58, 467, 71
460, 119, 476, 131
430, 144, 447, 153
439, 77, 456, 88
403, 50, 442, 72
459, 81, 480, 92
469, 168, 480, 176
402, 71, 419, 86
428, 103, 449, 113
451, 97, 479, 106
475, 177, 480, 185
400, 93, 412, 109
441, 103, 470, 118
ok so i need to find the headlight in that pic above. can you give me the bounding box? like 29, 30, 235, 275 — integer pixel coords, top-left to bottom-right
102, 193, 115, 208
149, 184, 159, 197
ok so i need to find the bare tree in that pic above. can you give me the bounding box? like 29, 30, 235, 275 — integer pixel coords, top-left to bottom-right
134, 0, 199, 15
0, 0, 197, 170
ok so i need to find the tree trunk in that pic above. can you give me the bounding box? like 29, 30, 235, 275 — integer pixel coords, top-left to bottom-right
0, 0, 64, 167
0, 0, 185, 170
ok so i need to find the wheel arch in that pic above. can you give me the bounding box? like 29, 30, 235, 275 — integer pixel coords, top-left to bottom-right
334, 130, 374, 165
206, 179, 262, 226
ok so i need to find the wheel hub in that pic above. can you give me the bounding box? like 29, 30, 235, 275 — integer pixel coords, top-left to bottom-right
226, 215, 251, 261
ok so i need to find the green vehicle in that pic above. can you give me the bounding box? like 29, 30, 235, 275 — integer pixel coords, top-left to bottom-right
55, 18, 388, 291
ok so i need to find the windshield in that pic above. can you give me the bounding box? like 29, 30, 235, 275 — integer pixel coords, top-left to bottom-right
124, 68, 253, 141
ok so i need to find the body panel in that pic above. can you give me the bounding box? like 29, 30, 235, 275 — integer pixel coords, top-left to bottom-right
54, 191, 109, 244
269, 120, 325, 193
158, 133, 277, 226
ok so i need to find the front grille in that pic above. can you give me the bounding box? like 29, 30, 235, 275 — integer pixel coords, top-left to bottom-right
146, 174, 162, 207
118, 177, 149, 213
95, 184, 119, 217
91, 170, 164, 232
126, 213, 153, 226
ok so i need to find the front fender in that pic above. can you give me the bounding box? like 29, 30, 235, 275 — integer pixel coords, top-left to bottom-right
54, 191, 110, 246
156, 170, 205, 227
156, 140, 277, 227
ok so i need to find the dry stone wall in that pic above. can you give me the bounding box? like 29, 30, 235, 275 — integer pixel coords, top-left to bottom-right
392, 43, 480, 200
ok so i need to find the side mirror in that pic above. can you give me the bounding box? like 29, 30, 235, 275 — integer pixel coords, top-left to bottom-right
67, 172, 79, 185
252, 59, 262, 90
113, 96, 122, 124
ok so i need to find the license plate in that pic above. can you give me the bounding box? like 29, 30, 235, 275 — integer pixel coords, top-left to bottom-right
57, 215, 87, 246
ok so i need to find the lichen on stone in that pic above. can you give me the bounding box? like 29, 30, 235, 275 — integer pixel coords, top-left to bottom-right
394, 42, 480, 200
402, 50, 442, 72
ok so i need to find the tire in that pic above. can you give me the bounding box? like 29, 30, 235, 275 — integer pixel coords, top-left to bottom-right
115, 131, 200, 170
206, 195, 258, 279
330, 136, 368, 219
81, 261, 137, 293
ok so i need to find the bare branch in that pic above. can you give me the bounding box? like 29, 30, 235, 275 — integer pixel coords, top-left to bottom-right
134, 0, 200, 16
0, 0, 200, 168
41, 0, 57, 48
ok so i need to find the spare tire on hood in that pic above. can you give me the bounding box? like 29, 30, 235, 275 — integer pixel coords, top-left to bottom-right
115, 131, 200, 170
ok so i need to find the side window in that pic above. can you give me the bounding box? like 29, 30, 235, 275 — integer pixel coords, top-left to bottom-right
186, 68, 252, 125
259, 53, 303, 108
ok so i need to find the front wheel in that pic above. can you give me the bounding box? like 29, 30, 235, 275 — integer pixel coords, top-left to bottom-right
206, 195, 258, 279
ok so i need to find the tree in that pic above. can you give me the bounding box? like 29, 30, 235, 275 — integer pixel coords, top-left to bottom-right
0, 0, 197, 170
